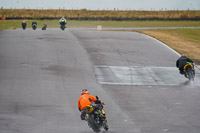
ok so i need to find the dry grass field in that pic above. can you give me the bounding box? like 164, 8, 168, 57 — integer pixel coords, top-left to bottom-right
1, 9, 200, 20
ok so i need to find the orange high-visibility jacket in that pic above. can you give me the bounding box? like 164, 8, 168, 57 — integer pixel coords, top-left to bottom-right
78, 94, 97, 110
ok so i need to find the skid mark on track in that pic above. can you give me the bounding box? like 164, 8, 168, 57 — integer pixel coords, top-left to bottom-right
94, 66, 200, 86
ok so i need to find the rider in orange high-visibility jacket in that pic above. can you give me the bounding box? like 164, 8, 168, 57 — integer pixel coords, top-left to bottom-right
78, 93, 97, 110
78, 89, 102, 120
78, 89, 109, 130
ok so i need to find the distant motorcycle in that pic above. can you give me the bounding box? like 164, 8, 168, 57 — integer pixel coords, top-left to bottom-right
22, 21, 26, 30
59, 17, 67, 31
84, 96, 109, 132
32, 24, 37, 30
183, 62, 195, 81
32, 21, 37, 30
42, 24, 47, 30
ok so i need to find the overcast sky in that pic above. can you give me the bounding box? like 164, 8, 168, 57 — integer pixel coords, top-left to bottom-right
1, 0, 200, 10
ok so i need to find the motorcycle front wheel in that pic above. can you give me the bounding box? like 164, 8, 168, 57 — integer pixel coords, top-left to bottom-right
188, 70, 194, 81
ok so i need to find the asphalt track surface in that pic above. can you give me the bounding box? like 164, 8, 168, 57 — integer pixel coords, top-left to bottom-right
0, 28, 200, 133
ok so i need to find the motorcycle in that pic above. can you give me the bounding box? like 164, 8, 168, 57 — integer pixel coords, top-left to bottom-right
32, 22, 37, 30
84, 96, 109, 132
183, 62, 195, 81
59, 18, 67, 31
42, 24, 47, 30
22, 22, 26, 30
32, 24, 37, 30
60, 24, 66, 31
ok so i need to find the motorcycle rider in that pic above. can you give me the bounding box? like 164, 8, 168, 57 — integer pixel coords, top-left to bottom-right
22, 21, 26, 30
59, 17, 67, 26
42, 24, 47, 30
78, 89, 101, 120
32, 21, 37, 30
176, 54, 193, 74
78, 89, 109, 129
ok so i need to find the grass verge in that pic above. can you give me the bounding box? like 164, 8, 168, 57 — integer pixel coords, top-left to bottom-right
1, 20, 200, 29
134, 29, 200, 64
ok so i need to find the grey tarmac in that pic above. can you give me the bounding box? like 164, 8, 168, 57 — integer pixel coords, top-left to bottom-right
0, 28, 200, 133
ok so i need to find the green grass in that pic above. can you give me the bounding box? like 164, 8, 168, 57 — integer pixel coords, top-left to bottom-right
68, 20, 200, 28
0, 20, 60, 29
1, 20, 200, 29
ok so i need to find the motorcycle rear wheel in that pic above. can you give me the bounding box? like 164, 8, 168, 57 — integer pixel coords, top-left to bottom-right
88, 115, 101, 132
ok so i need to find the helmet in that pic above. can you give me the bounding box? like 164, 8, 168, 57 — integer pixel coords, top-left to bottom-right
81, 89, 89, 95
181, 54, 185, 56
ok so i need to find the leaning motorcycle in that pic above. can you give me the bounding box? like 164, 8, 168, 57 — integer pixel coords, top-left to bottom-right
183, 62, 195, 81
42, 24, 47, 30
84, 96, 109, 132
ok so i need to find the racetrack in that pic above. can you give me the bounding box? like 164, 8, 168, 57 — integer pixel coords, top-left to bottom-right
0, 28, 200, 133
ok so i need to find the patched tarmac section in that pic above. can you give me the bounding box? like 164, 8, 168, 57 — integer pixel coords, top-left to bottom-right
94, 66, 200, 86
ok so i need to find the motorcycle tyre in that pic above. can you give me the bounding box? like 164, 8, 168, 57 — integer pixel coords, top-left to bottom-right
103, 124, 109, 131
188, 70, 194, 81
88, 114, 101, 133
60, 25, 66, 31
32, 27, 37, 30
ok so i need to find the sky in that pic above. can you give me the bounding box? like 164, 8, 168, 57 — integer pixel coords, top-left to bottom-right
1, 0, 200, 10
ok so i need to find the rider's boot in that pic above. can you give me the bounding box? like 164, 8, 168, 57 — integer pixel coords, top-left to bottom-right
180, 70, 184, 75
80, 111, 87, 121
